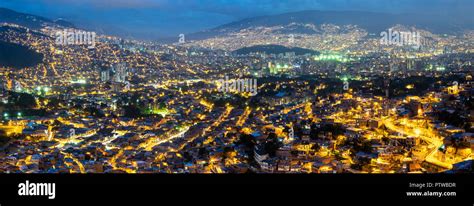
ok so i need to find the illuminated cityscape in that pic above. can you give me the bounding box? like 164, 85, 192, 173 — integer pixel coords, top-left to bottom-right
0, 2, 473, 175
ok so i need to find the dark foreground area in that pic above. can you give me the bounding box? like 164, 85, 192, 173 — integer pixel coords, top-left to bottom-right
0, 174, 472, 205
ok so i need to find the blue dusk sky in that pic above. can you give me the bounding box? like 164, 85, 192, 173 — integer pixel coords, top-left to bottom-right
0, 0, 471, 39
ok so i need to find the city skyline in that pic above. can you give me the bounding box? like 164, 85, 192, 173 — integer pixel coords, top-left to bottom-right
0, 0, 473, 176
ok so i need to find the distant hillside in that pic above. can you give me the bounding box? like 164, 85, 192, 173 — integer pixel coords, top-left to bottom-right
234, 45, 319, 56
0, 25, 49, 38
0, 8, 74, 29
185, 10, 473, 41
0, 41, 43, 69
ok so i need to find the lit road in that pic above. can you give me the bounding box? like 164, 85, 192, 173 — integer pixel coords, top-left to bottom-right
381, 117, 452, 170
61, 152, 85, 173
140, 126, 191, 151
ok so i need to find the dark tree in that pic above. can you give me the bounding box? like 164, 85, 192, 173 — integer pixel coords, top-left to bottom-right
123, 105, 142, 118
264, 133, 282, 157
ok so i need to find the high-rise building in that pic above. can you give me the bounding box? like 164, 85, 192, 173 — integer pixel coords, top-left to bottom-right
14, 80, 22, 92
407, 59, 415, 70
389, 61, 399, 73
100, 67, 110, 82
112, 63, 128, 83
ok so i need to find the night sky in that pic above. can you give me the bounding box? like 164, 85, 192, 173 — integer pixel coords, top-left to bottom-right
0, 0, 471, 39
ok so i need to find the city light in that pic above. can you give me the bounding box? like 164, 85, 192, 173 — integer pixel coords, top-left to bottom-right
0, 1, 471, 178
0, 1, 473, 204
70, 79, 87, 84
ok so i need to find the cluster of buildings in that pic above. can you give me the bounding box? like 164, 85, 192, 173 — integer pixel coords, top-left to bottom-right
0, 21, 473, 173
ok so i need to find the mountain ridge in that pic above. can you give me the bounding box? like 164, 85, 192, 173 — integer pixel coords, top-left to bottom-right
181, 10, 473, 42
0, 7, 74, 29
